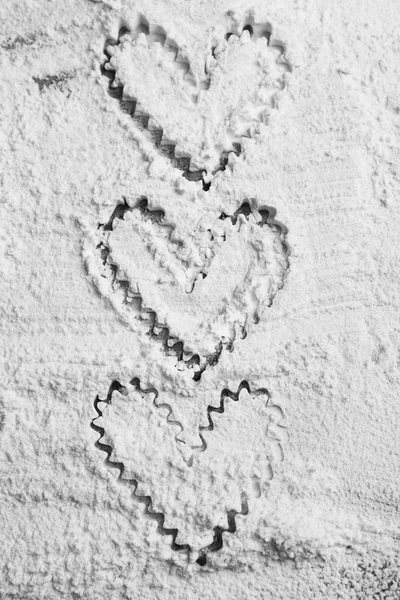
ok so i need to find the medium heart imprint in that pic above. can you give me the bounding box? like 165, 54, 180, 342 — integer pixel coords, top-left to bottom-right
94, 198, 289, 361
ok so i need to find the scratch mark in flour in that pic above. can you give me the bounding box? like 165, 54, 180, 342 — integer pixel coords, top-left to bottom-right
33, 72, 74, 92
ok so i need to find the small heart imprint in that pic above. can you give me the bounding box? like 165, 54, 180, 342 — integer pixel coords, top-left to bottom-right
102, 15, 290, 183
87, 14, 291, 566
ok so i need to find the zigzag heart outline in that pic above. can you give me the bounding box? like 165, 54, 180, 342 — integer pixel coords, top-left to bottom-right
91, 379, 286, 565
101, 14, 290, 189
94, 197, 290, 379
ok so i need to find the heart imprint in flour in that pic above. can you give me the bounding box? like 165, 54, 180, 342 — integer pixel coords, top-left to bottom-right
96, 200, 289, 357
104, 23, 290, 174
93, 379, 287, 561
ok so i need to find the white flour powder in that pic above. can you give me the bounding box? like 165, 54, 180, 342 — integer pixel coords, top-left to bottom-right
0, 0, 399, 598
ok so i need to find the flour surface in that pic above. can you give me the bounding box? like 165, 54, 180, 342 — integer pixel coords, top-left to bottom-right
1, 0, 400, 598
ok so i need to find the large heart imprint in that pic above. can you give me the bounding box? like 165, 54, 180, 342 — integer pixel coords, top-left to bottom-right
93, 378, 287, 563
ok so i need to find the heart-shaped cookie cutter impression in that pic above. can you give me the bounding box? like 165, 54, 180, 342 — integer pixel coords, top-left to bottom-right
91, 378, 287, 564
94, 197, 289, 373
101, 17, 290, 188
